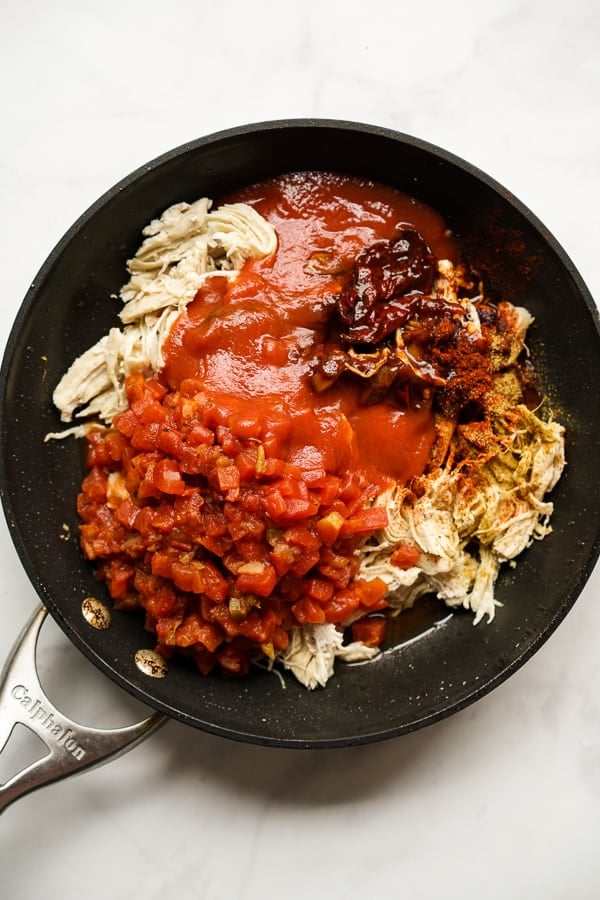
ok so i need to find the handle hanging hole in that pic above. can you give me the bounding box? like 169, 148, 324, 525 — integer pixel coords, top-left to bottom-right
0, 723, 48, 787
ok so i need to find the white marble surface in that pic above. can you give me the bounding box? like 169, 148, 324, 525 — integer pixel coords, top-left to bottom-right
1, 1, 599, 897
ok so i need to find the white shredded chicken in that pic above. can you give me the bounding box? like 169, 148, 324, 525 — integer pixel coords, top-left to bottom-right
358, 402, 565, 626
279, 623, 380, 690
50, 199, 277, 434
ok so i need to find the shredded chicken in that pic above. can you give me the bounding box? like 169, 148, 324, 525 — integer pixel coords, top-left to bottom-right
279, 624, 380, 690
358, 400, 565, 625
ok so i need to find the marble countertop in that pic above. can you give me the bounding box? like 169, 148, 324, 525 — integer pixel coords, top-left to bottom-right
1, 2, 599, 897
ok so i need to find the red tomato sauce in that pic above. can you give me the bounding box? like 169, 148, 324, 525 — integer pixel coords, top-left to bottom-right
162, 172, 458, 488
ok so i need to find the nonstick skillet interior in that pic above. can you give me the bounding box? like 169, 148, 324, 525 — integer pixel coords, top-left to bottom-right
1, 120, 599, 747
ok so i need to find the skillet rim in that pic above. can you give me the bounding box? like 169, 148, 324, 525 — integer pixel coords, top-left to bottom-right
1, 118, 599, 748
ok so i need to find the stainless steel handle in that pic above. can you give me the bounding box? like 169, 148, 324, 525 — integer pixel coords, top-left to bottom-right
0, 605, 166, 814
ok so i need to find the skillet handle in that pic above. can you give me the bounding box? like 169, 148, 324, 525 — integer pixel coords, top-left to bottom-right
0, 605, 166, 814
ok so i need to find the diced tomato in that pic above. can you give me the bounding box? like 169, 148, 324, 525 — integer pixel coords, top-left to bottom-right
216, 426, 243, 457
175, 614, 223, 652
259, 457, 286, 479
290, 548, 321, 577
152, 458, 186, 495
155, 615, 184, 645
187, 423, 214, 446
124, 373, 148, 406
228, 411, 262, 440
351, 616, 387, 647
217, 643, 250, 677
234, 539, 265, 564
157, 427, 184, 459
114, 408, 140, 438
179, 377, 205, 397
198, 532, 233, 556
235, 449, 258, 482
390, 543, 421, 569
292, 596, 326, 624
338, 471, 365, 504
145, 584, 179, 619
132, 396, 168, 425
224, 504, 265, 542
200, 561, 230, 602
272, 626, 289, 650
151, 550, 174, 580
304, 578, 335, 603
317, 475, 341, 506
235, 563, 277, 597
85, 441, 112, 469
355, 577, 389, 609
174, 490, 204, 530
114, 497, 139, 529
283, 524, 320, 550
102, 560, 135, 600
323, 590, 361, 624
133, 505, 158, 538
237, 608, 277, 643
318, 547, 357, 587
81, 467, 108, 502
262, 489, 288, 521
278, 475, 306, 499
205, 602, 240, 637
133, 569, 160, 598
341, 505, 389, 535
144, 379, 168, 402
315, 510, 345, 546
268, 541, 295, 576
216, 462, 240, 498
131, 422, 161, 451
137, 467, 162, 501
201, 503, 228, 537
179, 444, 207, 475
103, 430, 131, 462
155, 503, 177, 532
171, 559, 228, 602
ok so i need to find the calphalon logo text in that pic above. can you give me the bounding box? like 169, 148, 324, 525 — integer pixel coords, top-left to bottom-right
11, 684, 86, 761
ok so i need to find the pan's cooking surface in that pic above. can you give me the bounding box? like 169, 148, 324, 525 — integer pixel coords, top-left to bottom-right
1, 121, 599, 746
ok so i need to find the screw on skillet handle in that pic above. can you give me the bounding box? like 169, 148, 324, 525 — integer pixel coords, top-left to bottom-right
0, 605, 166, 815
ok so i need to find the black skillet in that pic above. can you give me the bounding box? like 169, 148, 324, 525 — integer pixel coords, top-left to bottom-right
1, 120, 599, 764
